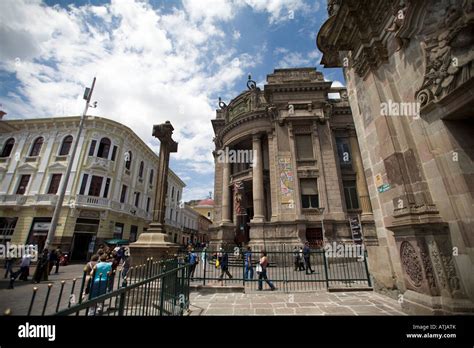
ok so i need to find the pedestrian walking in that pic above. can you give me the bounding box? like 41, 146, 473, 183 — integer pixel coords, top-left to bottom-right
8, 253, 33, 289
19, 253, 32, 281
188, 248, 198, 280
298, 247, 305, 271
88, 254, 112, 315
83, 254, 99, 301
121, 255, 131, 287
200, 246, 207, 270
48, 248, 58, 275
33, 249, 49, 283
218, 248, 233, 280
303, 242, 315, 274
4, 257, 14, 279
257, 251, 275, 291
54, 248, 61, 274
293, 247, 299, 271
244, 246, 253, 280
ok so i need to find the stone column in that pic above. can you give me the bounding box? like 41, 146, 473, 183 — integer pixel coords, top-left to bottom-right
221, 161, 231, 223
349, 130, 372, 216
252, 134, 264, 222
130, 121, 179, 264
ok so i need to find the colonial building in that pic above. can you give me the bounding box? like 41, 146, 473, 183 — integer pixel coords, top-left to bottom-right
164, 171, 186, 243
0, 116, 185, 261
317, 0, 473, 313
197, 213, 212, 244
181, 203, 200, 245
189, 197, 215, 222
210, 68, 375, 249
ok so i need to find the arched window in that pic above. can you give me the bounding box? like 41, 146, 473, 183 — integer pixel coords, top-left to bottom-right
149, 169, 154, 185
138, 161, 144, 178
29, 137, 44, 156
0, 138, 14, 158
97, 137, 111, 159
125, 151, 132, 170
59, 135, 73, 156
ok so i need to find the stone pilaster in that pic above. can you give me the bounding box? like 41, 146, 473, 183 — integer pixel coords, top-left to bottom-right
348, 129, 373, 217
221, 161, 231, 223
251, 134, 264, 223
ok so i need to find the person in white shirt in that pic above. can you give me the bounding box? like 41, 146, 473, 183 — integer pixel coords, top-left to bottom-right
19, 253, 32, 281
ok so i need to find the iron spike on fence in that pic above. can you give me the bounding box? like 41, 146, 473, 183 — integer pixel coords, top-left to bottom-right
55, 281, 66, 313
27, 287, 38, 316
41, 283, 53, 316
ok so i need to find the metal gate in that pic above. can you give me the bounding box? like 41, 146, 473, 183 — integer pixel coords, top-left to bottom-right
182, 245, 371, 292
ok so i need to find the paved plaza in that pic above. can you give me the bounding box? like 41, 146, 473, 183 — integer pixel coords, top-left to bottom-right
0, 263, 89, 315
188, 290, 407, 316
1, 262, 407, 316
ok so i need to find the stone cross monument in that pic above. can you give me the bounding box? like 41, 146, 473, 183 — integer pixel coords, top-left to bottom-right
129, 121, 179, 264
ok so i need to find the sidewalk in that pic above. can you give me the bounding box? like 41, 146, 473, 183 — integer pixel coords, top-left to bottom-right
188, 290, 407, 316
0, 263, 87, 315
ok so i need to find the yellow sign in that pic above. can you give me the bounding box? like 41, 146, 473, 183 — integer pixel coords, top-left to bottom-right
375, 173, 383, 187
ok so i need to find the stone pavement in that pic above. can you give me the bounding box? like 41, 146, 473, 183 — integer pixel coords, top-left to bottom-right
0, 263, 89, 315
188, 290, 407, 316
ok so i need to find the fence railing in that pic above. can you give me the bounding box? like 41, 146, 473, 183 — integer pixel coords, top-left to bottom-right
179, 245, 371, 292
14, 258, 190, 316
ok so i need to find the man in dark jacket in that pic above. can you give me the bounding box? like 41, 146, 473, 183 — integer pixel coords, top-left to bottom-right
303, 242, 315, 274
218, 248, 233, 280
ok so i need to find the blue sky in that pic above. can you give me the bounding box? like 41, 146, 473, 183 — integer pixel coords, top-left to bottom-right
0, 0, 344, 201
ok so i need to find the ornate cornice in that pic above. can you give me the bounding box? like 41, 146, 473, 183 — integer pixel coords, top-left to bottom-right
415, 1, 474, 111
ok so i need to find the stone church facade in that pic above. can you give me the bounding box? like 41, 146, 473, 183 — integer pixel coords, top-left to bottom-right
210, 68, 375, 250
318, 0, 473, 313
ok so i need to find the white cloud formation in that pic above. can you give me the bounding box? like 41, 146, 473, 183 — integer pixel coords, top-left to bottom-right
274, 47, 320, 68
0, 0, 322, 199
0, 0, 263, 172
241, 0, 311, 24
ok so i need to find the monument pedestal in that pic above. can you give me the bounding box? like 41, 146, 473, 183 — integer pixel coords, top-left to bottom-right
129, 224, 179, 265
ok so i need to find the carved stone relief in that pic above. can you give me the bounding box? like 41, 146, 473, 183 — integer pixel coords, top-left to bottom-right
400, 241, 423, 287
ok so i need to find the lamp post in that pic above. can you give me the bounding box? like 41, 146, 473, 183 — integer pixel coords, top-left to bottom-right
320, 207, 326, 248
44, 78, 97, 251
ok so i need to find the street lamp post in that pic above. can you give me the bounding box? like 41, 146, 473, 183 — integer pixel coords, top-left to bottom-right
44, 78, 97, 251
320, 207, 326, 247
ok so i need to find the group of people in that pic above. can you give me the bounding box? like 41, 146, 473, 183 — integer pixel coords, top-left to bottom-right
214, 247, 275, 291
186, 242, 317, 291
82, 244, 130, 315
293, 242, 315, 274
5, 247, 63, 289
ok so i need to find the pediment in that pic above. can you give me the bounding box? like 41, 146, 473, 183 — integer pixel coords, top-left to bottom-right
48, 162, 67, 170
17, 162, 37, 172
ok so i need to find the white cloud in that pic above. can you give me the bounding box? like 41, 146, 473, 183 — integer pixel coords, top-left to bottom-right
241, 0, 310, 24
274, 47, 320, 68
0, 0, 265, 179
331, 80, 345, 88
232, 30, 241, 40
182, 184, 214, 202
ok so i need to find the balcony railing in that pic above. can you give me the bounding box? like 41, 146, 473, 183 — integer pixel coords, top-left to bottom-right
36, 194, 58, 205
75, 195, 110, 207
0, 194, 27, 205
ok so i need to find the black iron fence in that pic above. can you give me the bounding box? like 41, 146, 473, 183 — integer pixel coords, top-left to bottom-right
180, 245, 371, 292
14, 258, 190, 316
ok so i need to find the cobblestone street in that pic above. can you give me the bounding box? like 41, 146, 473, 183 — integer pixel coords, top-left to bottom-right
188, 290, 407, 316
